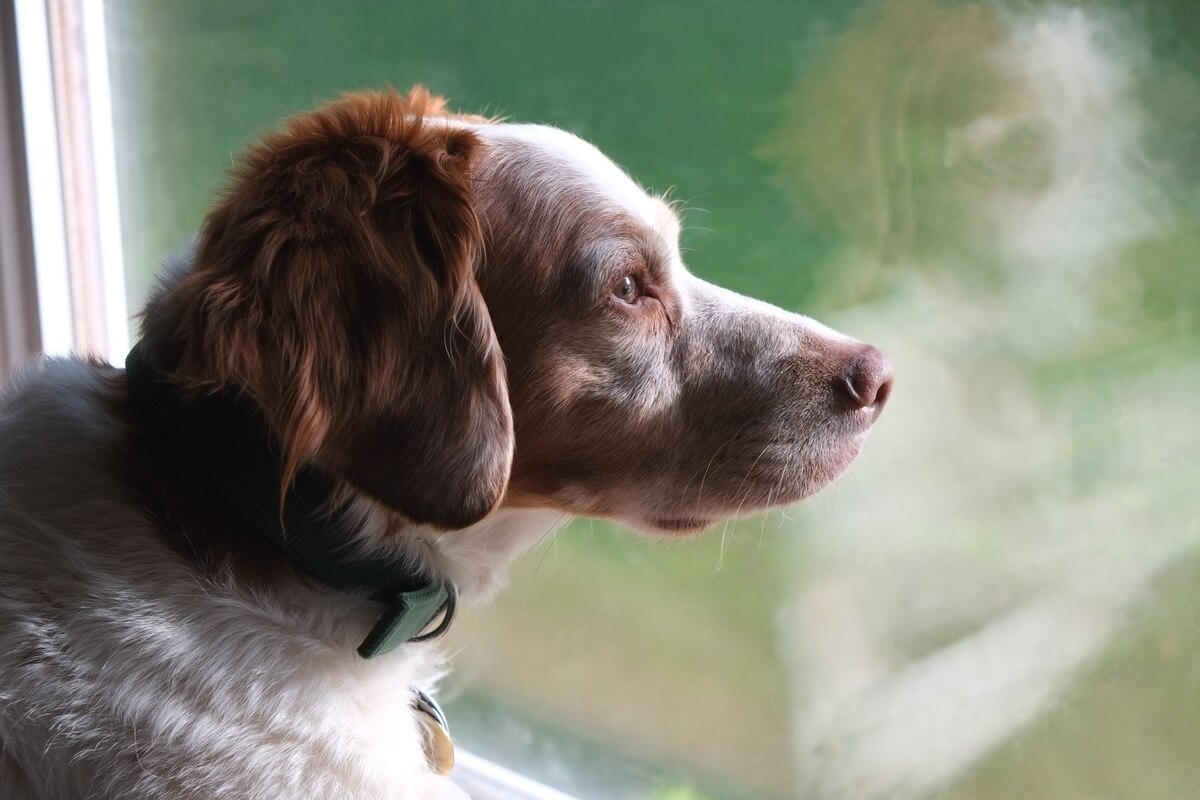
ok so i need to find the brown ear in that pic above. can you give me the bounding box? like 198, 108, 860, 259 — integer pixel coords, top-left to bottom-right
161, 88, 511, 529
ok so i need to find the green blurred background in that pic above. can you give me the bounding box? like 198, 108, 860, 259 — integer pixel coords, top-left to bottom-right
103, 1, 1200, 798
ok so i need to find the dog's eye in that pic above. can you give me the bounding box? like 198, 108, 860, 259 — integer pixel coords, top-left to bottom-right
614, 275, 639, 303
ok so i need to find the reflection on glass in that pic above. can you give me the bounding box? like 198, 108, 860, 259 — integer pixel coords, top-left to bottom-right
104, 1, 1200, 798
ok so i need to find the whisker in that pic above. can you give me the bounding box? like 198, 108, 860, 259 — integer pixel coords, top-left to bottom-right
529, 513, 568, 586
682, 421, 753, 518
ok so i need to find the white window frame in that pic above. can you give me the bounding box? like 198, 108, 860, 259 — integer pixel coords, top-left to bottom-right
7, 0, 128, 364
0, 0, 41, 374
1, 2, 579, 796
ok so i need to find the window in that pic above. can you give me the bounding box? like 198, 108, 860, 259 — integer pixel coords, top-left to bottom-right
8, 1, 1199, 798
4, 0, 127, 364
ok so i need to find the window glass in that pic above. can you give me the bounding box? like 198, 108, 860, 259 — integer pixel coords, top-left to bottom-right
103, 2, 1200, 798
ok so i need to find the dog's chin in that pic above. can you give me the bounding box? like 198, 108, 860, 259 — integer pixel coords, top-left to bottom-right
792, 434, 866, 501
646, 516, 718, 535
637, 435, 867, 537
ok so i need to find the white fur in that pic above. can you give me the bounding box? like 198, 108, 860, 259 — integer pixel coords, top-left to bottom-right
480, 124, 668, 229
0, 359, 559, 799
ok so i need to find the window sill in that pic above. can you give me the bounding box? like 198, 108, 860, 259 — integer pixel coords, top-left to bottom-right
455, 751, 579, 800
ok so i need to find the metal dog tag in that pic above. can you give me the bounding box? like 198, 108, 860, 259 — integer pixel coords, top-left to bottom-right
413, 688, 455, 775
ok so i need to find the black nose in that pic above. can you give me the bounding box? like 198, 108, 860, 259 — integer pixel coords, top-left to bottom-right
840, 345, 894, 413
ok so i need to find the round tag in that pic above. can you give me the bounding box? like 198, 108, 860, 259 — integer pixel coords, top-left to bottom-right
413, 689, 455, 775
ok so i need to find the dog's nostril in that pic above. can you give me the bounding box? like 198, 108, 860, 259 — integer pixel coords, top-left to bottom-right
840, 346, 894, 412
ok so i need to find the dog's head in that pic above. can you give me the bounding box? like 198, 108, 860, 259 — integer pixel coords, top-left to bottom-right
143, 88, 891, 535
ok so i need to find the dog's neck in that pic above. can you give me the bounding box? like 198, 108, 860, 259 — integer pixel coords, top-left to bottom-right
126, 341, 458, 657
403, 505, 572, 604
124, 339, 569, 646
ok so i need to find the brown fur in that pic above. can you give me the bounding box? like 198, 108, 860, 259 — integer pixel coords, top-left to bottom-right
140, 89, 512, 530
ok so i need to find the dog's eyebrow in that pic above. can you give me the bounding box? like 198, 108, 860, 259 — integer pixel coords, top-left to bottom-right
562, 238, 640, 303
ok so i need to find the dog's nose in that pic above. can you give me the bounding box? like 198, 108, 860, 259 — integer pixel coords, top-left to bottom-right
839, 345, 894, 414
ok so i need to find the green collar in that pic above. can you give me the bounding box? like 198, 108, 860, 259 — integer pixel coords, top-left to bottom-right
125, 341, 454, 659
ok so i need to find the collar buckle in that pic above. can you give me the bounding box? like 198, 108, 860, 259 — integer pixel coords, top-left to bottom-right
357, 582, 456, 658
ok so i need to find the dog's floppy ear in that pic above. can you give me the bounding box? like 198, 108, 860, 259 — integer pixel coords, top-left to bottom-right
163, 88, 511, 529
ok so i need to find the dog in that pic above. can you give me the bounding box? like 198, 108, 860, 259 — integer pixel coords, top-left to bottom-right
0, 87, 892, 799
